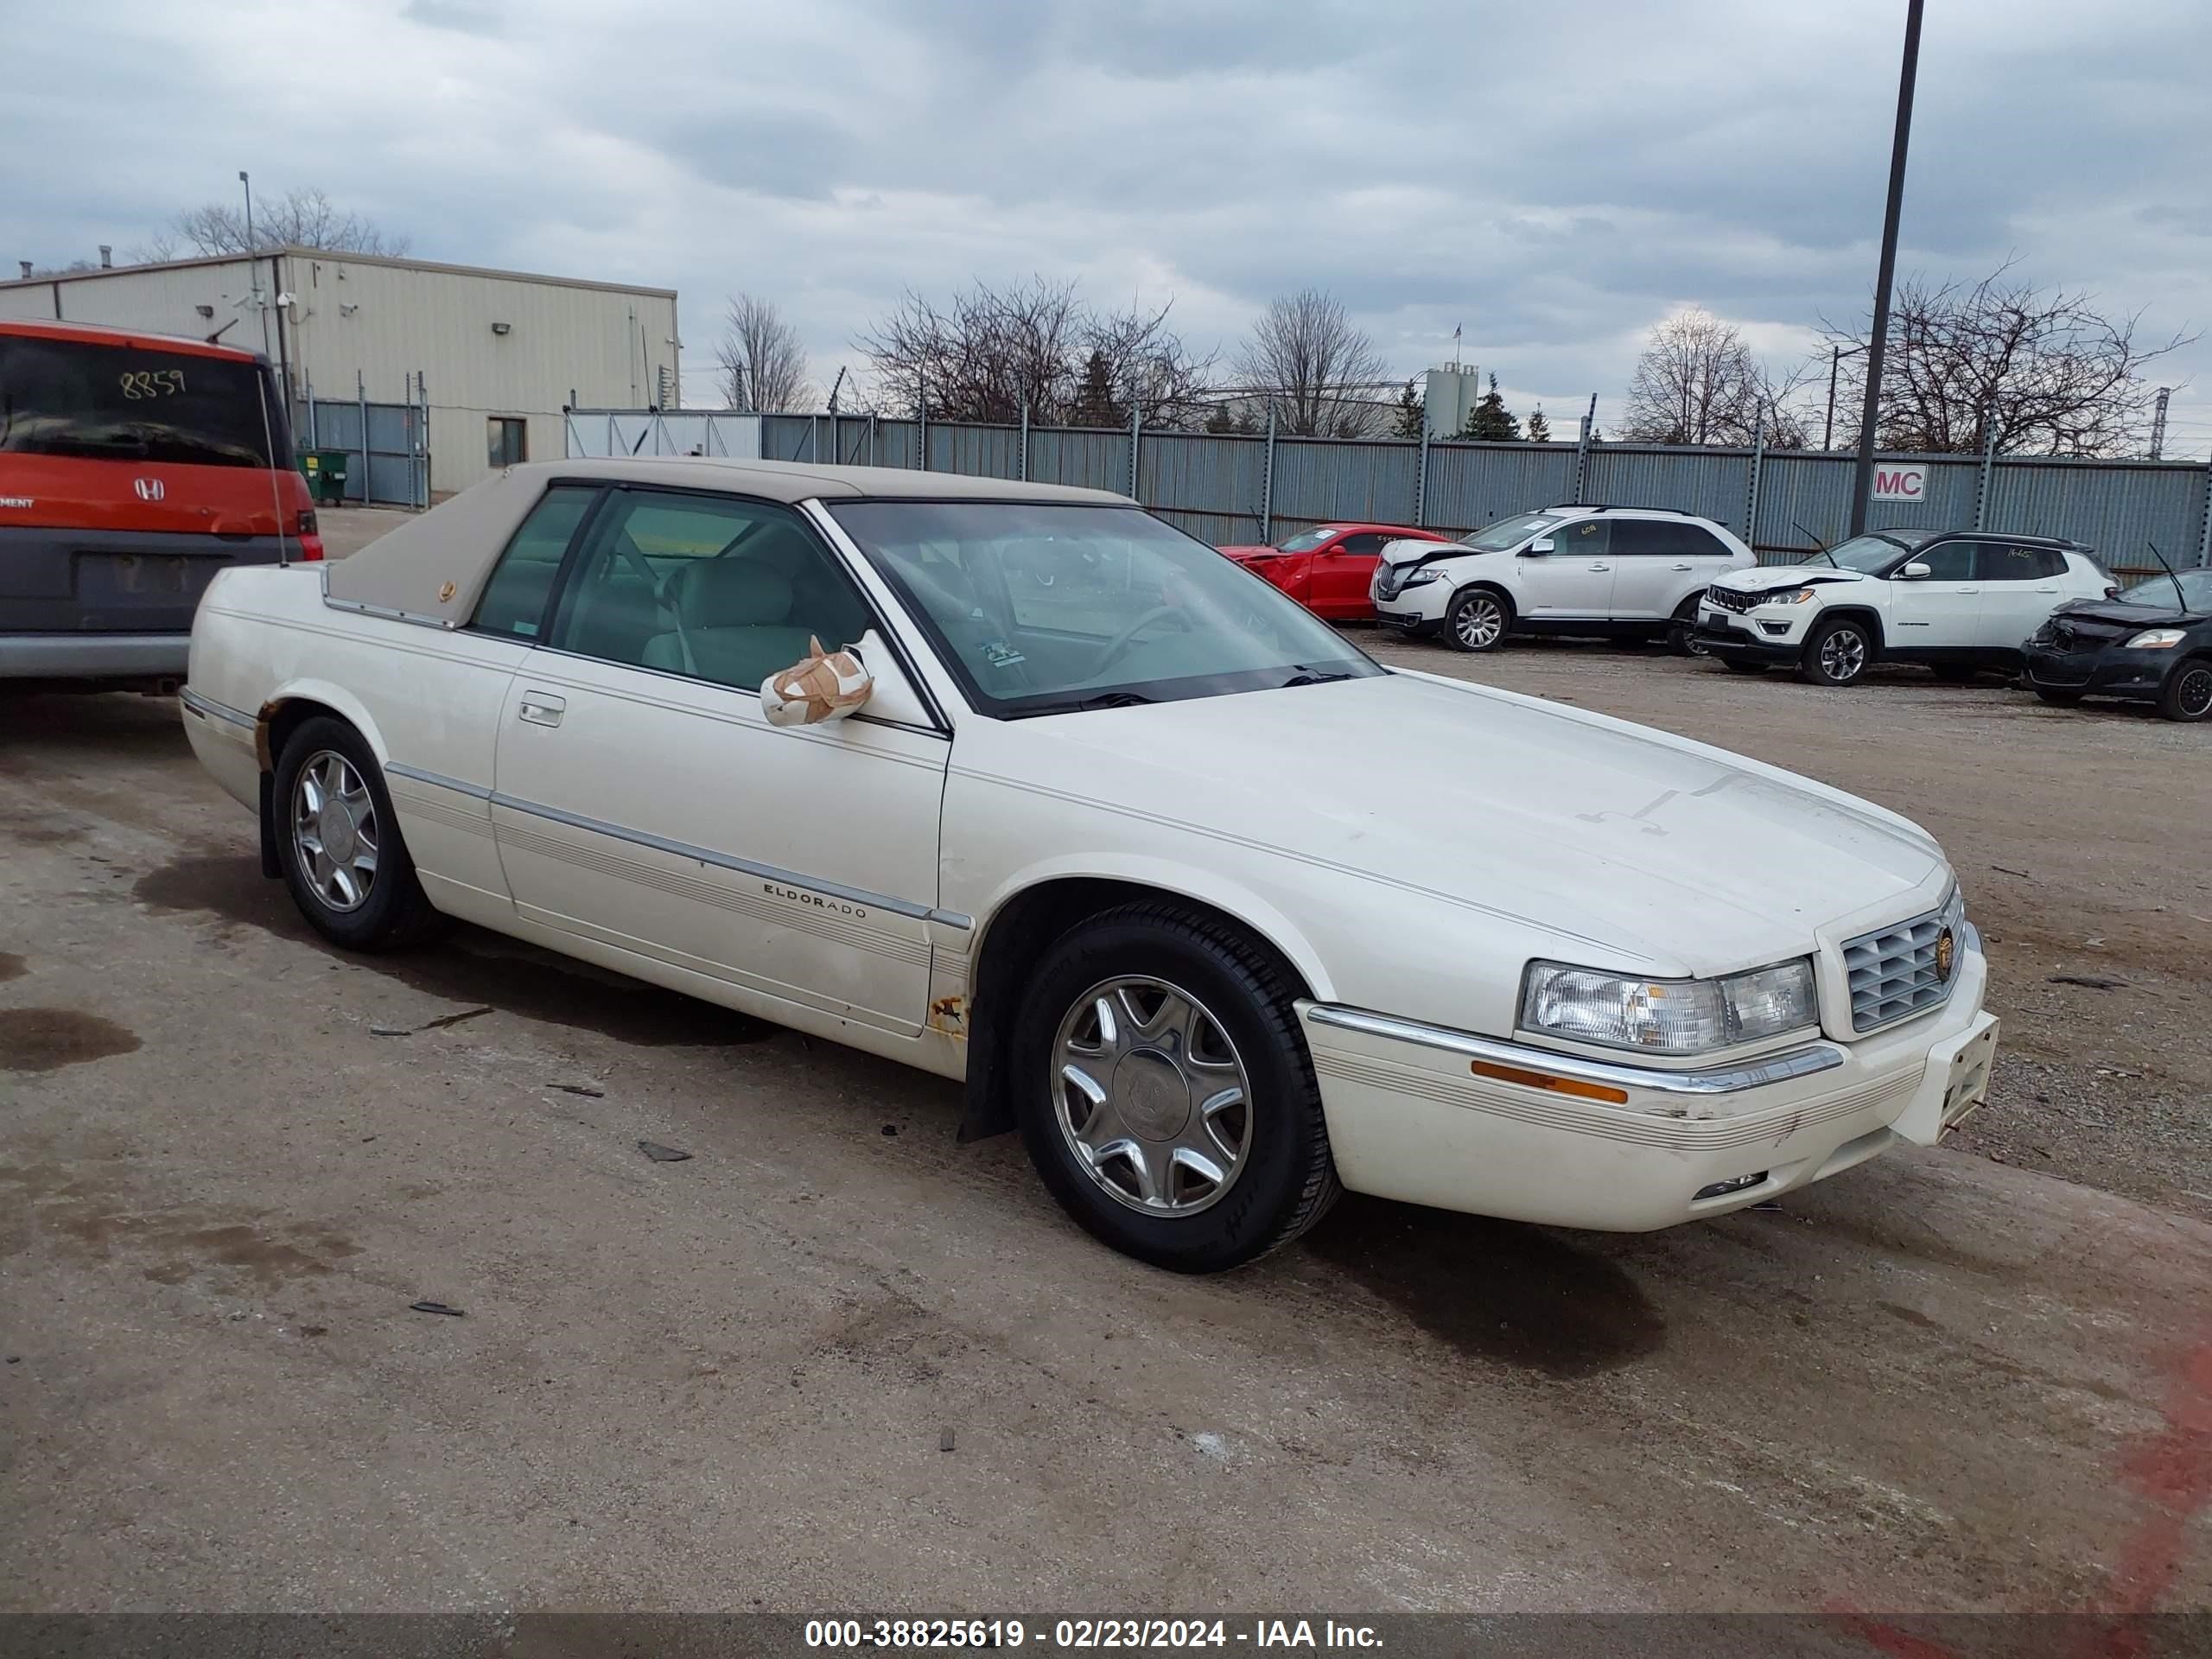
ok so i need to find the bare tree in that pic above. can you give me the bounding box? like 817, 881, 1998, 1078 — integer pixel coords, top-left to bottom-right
715, 294, 811, 412
857, 277, 1211, 428
1231, 289, 1390, 437
1620, 308, 1794, 446
168, 187, 410, 257
1821, 264, 2193, 457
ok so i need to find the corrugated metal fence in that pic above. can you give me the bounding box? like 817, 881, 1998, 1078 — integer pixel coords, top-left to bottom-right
294, 373, 430, 508
576, 410, 2212, 576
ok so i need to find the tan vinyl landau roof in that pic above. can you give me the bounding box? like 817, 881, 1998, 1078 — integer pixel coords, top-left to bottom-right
321, 458, 1132, 626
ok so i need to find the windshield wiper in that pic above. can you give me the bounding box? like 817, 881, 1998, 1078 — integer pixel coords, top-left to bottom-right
1279, 668, 1357, 687
1005, 689, 1158, 719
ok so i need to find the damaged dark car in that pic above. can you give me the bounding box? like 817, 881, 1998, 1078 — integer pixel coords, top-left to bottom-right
2023, 567, 2212, 722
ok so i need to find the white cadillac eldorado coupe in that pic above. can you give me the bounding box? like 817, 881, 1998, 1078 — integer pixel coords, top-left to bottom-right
182, 459, 1999, 1271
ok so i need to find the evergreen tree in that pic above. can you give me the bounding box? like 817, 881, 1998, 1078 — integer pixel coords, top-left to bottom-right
1460, 372, 1521, 442
1525, 405, 1553, 443
1071, 349, 1127, 429
1391, 378, 1425, 439
1204, 404, 1237, 434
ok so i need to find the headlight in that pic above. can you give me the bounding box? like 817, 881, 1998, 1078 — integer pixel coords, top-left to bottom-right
1521, 958, 1818, 1055
1755, 588, 1819, 607
2126, 628, 2186, 650
1401, 565, 1449, 586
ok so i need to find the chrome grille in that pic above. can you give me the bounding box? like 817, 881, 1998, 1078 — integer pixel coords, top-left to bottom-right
1707, 585, 1758, 613
1842, 895, 1960, 1033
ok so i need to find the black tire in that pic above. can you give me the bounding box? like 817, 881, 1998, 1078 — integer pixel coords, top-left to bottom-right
1931, 664, 1980, 683
1799, 615, 1874, 687
1719, 658, 1768, 674
1444, 587, 1513, 653
272, 716, 445, 950
2032, 684, 2084, 707
1666, 597, 1709, 657
1011, 901, 1340, 1273
2158, 657, 2212, 722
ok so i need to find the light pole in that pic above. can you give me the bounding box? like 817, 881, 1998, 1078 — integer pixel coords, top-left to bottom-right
1823, 341, 1867, 451
1847, 0, 1924, 537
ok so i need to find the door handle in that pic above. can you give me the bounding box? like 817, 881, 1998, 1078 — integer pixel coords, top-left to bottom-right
1587, 563, 1611, 571
517, 691, 566, 728
1671, 563, 1694, 571
1957, 587, 1980, 594
2033, 587, 2057, 594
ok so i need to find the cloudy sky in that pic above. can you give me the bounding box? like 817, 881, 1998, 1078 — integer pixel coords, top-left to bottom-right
6, 0, 2209, 454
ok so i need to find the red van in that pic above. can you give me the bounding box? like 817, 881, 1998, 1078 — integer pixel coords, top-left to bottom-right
0, 318, 321, 690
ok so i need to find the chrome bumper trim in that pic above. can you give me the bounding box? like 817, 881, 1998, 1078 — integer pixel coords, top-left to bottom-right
1304, 1004, 1846, 1096
179, 687, 256, 730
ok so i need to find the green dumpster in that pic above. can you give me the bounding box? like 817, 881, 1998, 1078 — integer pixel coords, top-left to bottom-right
299, 448, 351, 507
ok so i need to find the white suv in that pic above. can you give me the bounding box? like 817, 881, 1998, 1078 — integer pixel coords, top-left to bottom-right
1370, 505, 1756, 652
1696, 529, 2114, 687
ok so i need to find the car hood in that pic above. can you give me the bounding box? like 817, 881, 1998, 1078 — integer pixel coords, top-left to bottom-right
1713, 564, 1870, 593
999, 671, 1947, 976
1380, 537, 1470, 566
2048, 596, 2197, 631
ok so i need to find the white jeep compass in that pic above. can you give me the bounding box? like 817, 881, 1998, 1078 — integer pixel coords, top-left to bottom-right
1696, 529, 2114, 687
1370, 505, 1756, 653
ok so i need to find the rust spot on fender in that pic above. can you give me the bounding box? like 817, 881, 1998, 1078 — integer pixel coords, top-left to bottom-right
254, 700, 283, 769
928, 995, 968, 1037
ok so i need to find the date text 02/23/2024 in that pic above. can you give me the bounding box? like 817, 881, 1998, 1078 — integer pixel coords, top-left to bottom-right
803, 1619, 1382, 1649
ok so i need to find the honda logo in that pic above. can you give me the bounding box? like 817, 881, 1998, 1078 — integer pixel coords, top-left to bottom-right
133, 478, 166, 502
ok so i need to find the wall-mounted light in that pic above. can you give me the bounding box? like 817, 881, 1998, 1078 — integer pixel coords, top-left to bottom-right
195, 303, 214, 319
491, 321, 512, 335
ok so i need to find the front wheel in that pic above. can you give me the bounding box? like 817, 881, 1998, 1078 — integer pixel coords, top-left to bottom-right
1013, 902, 1339, 1272
2159, 658, 2212, 722
1446, 588, 1512, 652
1799, 616, 1874, 687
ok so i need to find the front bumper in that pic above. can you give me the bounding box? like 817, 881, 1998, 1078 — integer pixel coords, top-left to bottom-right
0, 632, 190, 680
1299, 945, 1995, 1230
1370, 578, 1450, 628
2023, 641, 2178, 701
1695, 603, 1814, 661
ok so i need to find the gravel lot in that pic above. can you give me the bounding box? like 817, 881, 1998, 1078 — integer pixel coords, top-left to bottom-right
3, 512, 2207, 1620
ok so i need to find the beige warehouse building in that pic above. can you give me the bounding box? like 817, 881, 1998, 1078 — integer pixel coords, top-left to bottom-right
0, 249, 679, 499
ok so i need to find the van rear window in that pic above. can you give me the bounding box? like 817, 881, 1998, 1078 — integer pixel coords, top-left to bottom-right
0, 335, 279, 469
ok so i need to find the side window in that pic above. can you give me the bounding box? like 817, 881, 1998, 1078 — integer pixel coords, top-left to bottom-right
1550, 518, 1609, 556
1978, 543, 2063, 581
1608, 520, 1671, 556
1676, 525, 1732, 561
547, 490, 872, 691
1338, 532, 1388, 557
1910, 541, 1975, 582
470, 485, 596, 639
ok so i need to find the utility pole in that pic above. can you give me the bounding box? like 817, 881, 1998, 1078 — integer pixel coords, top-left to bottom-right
1847, 0, 1924, 537
2150, 387, 2171, 460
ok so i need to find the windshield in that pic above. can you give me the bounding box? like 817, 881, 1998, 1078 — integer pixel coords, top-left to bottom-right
828, 500, 1383, 717
1797, 533, 1906, 574
1459, 512, 1561, 552
2119, 569, 2211, 611
1274, 527, 1338, 555
0, 335, 281, 468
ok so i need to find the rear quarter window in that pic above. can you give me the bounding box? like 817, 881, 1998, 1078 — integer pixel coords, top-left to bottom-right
0, 334, 282, 469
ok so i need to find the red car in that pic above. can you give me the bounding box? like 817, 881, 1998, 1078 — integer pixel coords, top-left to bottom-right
1218, 522, 1449, 620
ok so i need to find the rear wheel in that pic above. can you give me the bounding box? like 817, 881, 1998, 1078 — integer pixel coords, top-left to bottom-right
273, 717, 444, 950
2159, 658, 2212, 722
1446, 588, 1512, 652
1666, 597, 1709, 656
1013, 902, 1338, 1272
1800, 616, 1873, 687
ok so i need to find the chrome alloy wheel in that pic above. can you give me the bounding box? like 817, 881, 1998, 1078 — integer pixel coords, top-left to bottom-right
290, 749, 380, 912
1453, 592, 1505, 649
1051, 976, 1254, 1216
1819, 626, 1867, 682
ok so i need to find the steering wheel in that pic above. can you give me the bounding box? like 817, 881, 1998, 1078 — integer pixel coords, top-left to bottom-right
1086, 606, 1185, 679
